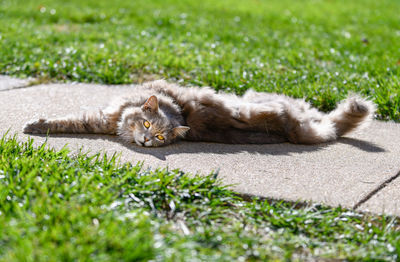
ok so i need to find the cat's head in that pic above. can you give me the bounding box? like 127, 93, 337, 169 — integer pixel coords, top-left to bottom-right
118, 96, 190, 147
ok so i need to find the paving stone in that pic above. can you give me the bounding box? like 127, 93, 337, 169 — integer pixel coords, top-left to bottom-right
0, 75, 34, 91
1, 83, 400, 215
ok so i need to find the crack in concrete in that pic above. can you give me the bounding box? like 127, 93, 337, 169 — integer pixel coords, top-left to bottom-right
353, 169, 400, 210
0, 82, 40, 92
0, 75, 41, 92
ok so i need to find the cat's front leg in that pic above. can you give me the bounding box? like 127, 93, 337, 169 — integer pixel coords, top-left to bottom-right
23, 111, 118, 135
23, 118, 52, 134
23, 116, 94, 134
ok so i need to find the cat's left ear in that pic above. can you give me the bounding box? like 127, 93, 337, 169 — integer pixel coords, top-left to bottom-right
172, 126, 190, 138
142, 96, 159, 113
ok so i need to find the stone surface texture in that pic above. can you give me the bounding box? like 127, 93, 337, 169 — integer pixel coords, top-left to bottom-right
357, 173, 400, 216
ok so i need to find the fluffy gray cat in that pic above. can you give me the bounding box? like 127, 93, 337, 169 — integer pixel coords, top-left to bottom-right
23, 80, 375, 147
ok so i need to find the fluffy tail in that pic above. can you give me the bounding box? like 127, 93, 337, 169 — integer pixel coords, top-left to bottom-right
328, 94, 376, 137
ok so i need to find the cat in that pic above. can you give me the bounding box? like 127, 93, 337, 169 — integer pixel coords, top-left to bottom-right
23, 80, 375, 147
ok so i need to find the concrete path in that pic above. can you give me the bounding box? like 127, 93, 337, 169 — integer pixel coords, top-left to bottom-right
1, 76, 399, 216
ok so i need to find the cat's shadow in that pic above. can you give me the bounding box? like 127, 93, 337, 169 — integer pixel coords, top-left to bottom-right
31, 134, 386, 161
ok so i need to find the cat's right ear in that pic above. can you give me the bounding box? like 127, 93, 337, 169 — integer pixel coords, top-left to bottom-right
142, 96, 159, 113
172, 126, 190, 138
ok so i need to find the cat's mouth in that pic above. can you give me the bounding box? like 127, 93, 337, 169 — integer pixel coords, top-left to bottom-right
135, 140, 153, 147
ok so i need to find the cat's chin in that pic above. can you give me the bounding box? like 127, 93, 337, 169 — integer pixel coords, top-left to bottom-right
134, 140, 145, 147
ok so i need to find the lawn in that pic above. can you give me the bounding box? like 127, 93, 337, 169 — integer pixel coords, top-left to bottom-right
1, 0, 400, 260
0, 135, 399, 261
0, 0, 399, 120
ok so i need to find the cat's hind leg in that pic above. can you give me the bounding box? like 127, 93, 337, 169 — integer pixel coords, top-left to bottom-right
284, 94, 375, 144
284, 113, 336, 144
23, 111, 118, 135
328, 94, 375, 136
230, 100, 286, 133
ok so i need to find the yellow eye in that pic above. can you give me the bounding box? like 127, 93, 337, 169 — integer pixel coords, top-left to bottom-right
156, 135, 164, 140
143, 120, 150, 129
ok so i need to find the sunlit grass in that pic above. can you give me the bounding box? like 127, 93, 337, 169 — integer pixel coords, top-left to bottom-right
0, 134, 399, 261
0, 0, 399, 120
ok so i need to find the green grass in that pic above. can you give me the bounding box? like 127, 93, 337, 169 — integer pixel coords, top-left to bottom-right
1, 1, 400, 260
0, 134, 399, 261
0, 0, 399, 120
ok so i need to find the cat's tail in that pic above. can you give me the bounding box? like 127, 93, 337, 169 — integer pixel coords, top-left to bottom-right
328, 94, 376, 137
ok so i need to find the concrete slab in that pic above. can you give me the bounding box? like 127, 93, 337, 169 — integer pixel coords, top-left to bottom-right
1, 83, 400, 215
357, 174, 400, 216
0, 75, 34, 91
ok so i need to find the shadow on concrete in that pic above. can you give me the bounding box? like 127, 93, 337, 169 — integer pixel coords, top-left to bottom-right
337, 137, 386, 153
28, 133, 386, 161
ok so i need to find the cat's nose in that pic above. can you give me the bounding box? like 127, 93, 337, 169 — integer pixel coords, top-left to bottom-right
144, 137, 149, 142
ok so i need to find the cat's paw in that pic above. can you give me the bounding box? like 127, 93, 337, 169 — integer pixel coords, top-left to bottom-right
23, 119, 50, 134
345, 96, 375, 117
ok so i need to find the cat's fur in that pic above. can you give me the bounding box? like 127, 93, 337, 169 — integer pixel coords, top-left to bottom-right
23, 80, 375, 147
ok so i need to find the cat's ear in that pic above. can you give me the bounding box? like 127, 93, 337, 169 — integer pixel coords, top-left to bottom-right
142, 96, 159, 113
172, 126, 190, 138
